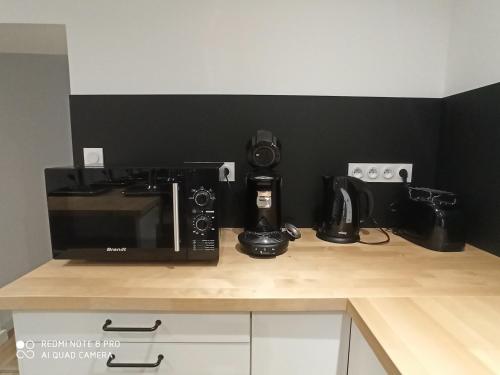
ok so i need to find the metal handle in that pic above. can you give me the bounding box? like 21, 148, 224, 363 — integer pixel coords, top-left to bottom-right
172, 182, 180, 252
283, 223, 301, 241
102, 319, 161, 332
106, 354, 164, 368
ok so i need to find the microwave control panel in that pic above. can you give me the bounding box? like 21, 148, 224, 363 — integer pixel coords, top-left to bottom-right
184, 169, 220, 259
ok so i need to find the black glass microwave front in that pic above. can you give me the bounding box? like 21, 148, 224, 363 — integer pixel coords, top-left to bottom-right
44, 166, 220, 261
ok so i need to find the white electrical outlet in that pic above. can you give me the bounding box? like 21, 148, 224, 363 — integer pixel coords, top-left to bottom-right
219, 162, 235, 182
83, 147, 104, 167
348, 163, 413, 183
184, 161, 235, 182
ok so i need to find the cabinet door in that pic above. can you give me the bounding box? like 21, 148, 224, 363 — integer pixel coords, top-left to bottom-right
348, 322, 387, 375
252, 313, 350, 375
17, 342, 250, 375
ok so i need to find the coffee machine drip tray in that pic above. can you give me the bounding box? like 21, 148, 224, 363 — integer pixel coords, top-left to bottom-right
238, 230, 289, 257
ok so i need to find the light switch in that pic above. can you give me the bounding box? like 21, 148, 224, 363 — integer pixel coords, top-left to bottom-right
83, 148, 104, 167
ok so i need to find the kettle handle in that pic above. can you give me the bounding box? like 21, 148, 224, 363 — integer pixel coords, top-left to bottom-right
348, 177, 374, 222
324, 176, 344, 224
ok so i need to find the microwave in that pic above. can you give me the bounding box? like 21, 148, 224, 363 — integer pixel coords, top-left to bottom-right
44, 164, 221, 261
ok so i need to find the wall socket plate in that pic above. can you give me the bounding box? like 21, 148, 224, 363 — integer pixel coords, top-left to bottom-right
184, 161, 235, 182
348, 163, 413, 183
83, 147, 104, 167
219, 162, 235, 182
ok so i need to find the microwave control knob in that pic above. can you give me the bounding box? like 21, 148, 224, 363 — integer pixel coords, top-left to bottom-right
194, 215, 211, 232
194, 189, 211, 207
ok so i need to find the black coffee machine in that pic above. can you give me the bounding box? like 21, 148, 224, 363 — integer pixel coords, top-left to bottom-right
316, 176, 374, 243
238, 130, 301, 257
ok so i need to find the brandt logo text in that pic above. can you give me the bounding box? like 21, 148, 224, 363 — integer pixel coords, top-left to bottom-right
106, 247, 127, 252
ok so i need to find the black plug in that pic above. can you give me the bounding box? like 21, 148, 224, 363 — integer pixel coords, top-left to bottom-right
223, 167, 232, 192
399, 168, 408, 184
223, 167, 230, 180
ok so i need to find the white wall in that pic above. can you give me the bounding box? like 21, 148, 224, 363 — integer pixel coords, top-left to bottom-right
445, 0, 500, 96
0, 0, 452, 97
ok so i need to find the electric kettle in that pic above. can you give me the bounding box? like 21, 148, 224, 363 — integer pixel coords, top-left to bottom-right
316, 176, 374, 243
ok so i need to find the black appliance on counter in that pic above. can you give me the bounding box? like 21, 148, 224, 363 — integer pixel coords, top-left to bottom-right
238, 130, 300, 257
316, 176, 375, 243
44, 164, 221, 261
393, 187, 465, 252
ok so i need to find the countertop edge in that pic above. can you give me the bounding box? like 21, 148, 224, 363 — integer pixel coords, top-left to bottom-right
0, 297, 348, 312
347, 298, 401, 375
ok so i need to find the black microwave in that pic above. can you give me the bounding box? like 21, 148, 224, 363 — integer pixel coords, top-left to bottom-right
44, 164, 221, 261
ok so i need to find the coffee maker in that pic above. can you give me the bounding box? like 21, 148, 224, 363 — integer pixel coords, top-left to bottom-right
238, 130, 300, 256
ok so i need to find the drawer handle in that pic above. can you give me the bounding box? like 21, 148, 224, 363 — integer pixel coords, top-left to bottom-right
106, 354, 164, 368
102, 319, 162, 332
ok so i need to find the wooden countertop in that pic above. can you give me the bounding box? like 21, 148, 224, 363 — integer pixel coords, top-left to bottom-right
0, 229, 499, 311
348, 297, 500, 375
1, 228, 500, 374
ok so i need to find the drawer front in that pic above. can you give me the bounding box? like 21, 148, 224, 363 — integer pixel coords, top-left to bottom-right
13, 312, 250, 343
18, 342, 250, 375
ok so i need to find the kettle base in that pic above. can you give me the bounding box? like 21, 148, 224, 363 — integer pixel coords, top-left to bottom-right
316, 231, 360, 244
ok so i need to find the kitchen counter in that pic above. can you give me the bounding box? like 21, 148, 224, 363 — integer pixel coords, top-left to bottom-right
1, 229, 499, 311
348, 297, 500, 374
1, 228, 500, 374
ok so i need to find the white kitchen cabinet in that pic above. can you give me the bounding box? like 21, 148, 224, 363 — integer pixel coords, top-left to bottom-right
348, 321, 387, 375
18, 342, 250, 375
13, 311, 388, 375
251, 312, 351, 375
13, 312, 250, 375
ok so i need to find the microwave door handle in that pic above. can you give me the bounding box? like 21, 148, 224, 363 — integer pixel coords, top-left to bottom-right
172, 182, 180, 252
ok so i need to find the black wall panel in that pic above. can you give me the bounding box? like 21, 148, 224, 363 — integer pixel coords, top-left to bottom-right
70, 95, 442, 227
439, 83, 500, 256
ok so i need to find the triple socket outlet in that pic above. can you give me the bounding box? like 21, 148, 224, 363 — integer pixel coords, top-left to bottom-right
348, 163, 413, 183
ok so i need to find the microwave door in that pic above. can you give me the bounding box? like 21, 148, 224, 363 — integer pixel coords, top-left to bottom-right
48, 183, 180, 259
134, 182, 179, 255
134, 182, 180, 255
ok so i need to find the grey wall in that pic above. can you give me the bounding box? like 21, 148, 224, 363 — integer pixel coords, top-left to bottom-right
0, 53, 72, 292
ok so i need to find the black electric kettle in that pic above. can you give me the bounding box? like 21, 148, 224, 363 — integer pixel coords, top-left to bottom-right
316, 176, 374, 243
